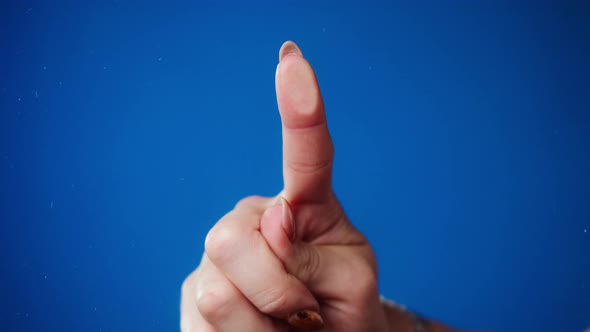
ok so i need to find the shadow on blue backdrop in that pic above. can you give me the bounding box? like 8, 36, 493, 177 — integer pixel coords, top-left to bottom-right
1, 2, 589, 332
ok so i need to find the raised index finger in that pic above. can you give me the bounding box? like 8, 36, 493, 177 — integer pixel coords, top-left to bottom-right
275, 41, 334, 203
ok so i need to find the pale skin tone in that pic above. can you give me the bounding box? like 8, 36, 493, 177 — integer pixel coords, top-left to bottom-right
181, 41, 457, 332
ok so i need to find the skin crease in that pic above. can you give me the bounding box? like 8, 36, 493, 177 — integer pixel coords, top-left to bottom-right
180, 41, 459, 332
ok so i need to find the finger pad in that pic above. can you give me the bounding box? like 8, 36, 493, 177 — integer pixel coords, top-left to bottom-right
276, 55, 324, 129
260, 207, 293, 263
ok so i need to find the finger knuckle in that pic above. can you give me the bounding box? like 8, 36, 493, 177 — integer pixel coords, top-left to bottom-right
181, 271, 196, 295
196, 282, 236, 321
204, 224, 239, 264
234, 195, 264, 210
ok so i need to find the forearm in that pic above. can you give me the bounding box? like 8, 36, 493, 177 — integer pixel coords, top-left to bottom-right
381, 297, 456, 332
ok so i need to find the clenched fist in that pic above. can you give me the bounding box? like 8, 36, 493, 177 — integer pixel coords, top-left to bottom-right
180, 41, 455, 332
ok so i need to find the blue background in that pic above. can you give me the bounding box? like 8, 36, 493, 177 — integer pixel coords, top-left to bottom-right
1, 1, 589, 331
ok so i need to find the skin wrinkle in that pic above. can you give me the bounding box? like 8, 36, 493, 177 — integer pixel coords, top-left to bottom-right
297, 205, 364, 245
290, 244, 322, 285
252, 283, 290, 315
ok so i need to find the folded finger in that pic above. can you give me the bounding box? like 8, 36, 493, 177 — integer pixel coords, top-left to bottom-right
259, 201, 382, 331
180, 265, 217, 332
205, 205, 324, 329
196, 254, 282, 332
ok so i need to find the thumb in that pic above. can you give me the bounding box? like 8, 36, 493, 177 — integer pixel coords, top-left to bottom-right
259, 198, 325, 331
260, 198, 374, 303
262, 199, 388, 332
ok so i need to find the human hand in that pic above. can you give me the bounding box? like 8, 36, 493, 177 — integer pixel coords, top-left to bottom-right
180, 41, 390, 332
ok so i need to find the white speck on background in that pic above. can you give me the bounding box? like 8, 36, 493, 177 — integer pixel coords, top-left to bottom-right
584, 229, 587, 233
50, 200, 54, 209
103, 66, 107, 70
59, 81, 62, 86
157, 57, 163, 61
34, 91, 38, 98
43, 66, 47, 70
17, 97, 21, 101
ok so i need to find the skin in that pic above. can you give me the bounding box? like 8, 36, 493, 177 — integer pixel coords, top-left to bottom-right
180, 41, 458, 332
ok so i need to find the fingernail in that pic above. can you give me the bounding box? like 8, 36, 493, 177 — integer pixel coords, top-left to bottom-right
278, 197, 295, 241
279, 41, 303, 61
287, 310, 324, 331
